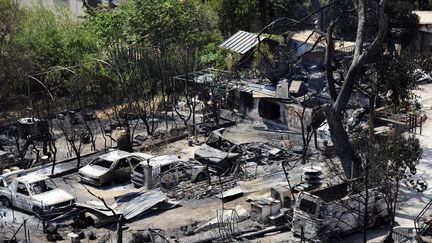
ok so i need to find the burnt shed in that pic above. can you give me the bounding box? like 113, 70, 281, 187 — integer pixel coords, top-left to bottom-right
220, 30, 279, 68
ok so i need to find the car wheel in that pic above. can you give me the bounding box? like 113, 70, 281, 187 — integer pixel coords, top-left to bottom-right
195, 173, 206, 182
0, 196, 11, 208
33, 206, 43, 216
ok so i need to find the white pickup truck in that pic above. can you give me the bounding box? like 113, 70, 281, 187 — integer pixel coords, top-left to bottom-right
0, 172, 76, 216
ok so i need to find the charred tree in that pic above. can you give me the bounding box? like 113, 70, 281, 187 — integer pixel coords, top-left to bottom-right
324, 0, 388, 178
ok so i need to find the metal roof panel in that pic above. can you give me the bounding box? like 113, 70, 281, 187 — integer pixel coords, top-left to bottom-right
220, 30, 266, 55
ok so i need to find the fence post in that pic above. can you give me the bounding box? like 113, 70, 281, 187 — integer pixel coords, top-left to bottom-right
23, 219, 27, 242
420, 116, 423, 135
116, 215, 123, 243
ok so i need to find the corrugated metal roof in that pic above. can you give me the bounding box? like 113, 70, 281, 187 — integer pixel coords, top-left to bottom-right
114, 189, 167, 220
220, 30, 266, 55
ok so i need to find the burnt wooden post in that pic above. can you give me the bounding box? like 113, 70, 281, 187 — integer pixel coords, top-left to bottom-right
409, 114, 413, 133
116, 215, 123, 243
414, 116, 418, 134
206, 163, 211, 185
420, 116, 423, 135
314, 131, 318, 149
23, 219, 27, 241
301, 226, 305, 243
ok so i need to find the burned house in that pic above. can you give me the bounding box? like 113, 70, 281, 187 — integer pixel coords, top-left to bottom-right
233, 79, 325, 132
285, 30, 355, 67
412, 11, 432, 54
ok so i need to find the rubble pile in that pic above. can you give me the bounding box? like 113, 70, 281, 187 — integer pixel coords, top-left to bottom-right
0, 134, 15, 147
239, 142, 289, 165
345, 108, 368, 132
165, 175, 238, 200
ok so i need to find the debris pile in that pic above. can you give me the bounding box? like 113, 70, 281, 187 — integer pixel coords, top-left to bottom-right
165, 175, 238, 200
239, 142, 289, 165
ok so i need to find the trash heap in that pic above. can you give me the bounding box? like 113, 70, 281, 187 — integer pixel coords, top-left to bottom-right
164, 175, 238, 200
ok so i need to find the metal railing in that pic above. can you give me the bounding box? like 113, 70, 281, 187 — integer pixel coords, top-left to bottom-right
414, 199, 432, 235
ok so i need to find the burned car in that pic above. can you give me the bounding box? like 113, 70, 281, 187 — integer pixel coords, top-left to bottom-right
131, 155, 207, 188
194, 128, 241, 173
79, 150, 153, 186
0, 172, 76, 216
292, 180, 390, 240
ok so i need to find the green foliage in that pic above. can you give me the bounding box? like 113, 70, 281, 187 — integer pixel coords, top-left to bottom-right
84, 5, 129, 45
378, 135, 422, 181
377, 55, 420, 111
253, 43, 273, 66
416, 0, 432, 10
86, 0, 221, 65
387, 0, 419, 46
0, 0, 27, 104
209, 0, 257, 37
16, 9, 99, 69
7, 8, 101, 108
0, 0, 22, 40
124, 0, 214, 48
198, 34, 228, 69
207, 0, 309, 37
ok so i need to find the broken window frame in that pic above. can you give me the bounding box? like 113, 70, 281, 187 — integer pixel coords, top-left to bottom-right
17, 182, 30, 196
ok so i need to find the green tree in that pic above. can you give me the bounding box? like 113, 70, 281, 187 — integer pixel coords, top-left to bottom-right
125, 0, 215, 48
377, 135, 424, 240
13, 8, 100, 110
0, 0, 28, 114
377, 55, 420, 112
86, 0, 221, 66
387, 0, 419, 47
208, 0, 258, 37
84, 5, 129, 45
416, 0, 432, 10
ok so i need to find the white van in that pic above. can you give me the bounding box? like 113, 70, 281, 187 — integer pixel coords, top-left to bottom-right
292, 180, 390, 241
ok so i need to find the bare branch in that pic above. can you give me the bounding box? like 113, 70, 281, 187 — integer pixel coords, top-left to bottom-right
83, 185, 117, 216
333, 0, 388, 114
325, 15, 343, 101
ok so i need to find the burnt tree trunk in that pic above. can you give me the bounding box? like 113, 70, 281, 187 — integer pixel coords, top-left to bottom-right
326, 106, 360, 178
324, 0, 388, 178
369, 95, 376, 141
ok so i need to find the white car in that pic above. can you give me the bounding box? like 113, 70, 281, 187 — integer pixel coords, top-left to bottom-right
0, 172, 76, 216
79, 150, 153, 186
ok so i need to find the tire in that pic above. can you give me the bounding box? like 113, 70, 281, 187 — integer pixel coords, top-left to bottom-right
33, 206, 43, 216
0, 196, 11, 208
